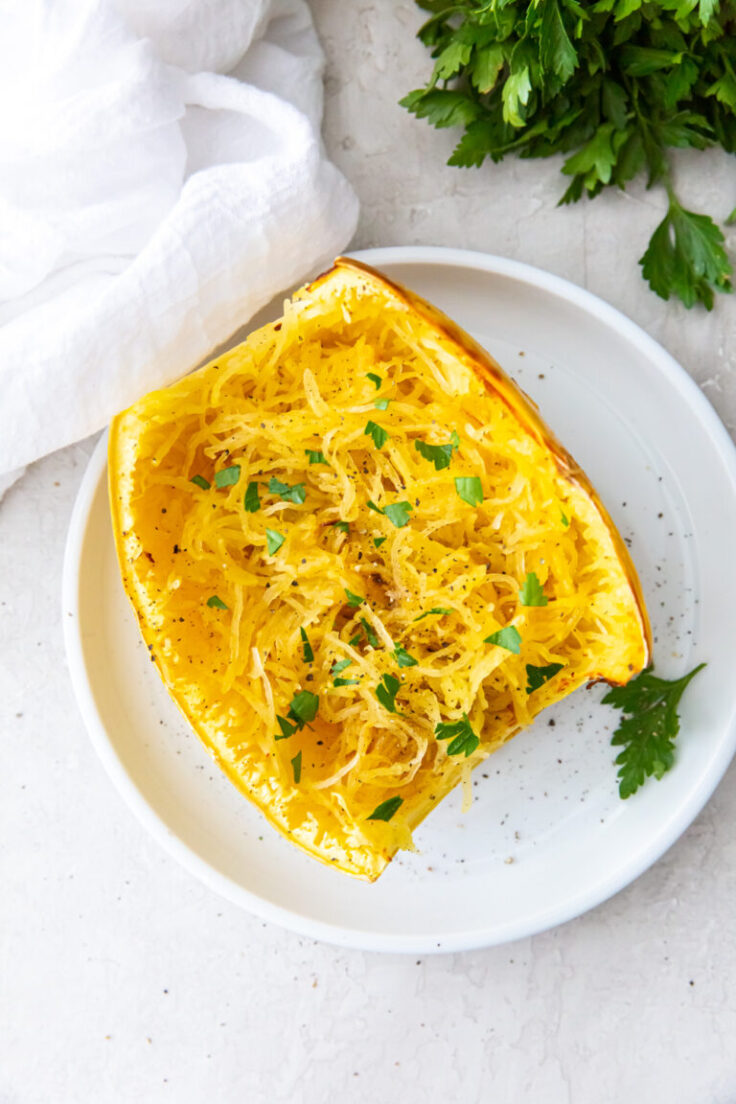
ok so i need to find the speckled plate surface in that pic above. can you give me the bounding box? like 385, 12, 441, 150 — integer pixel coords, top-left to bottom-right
63, 247, 736, 953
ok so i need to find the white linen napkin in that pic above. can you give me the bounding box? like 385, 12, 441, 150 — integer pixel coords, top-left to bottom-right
0, 0, 358, 493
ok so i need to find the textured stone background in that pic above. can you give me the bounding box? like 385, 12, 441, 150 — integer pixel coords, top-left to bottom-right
2, 3, 735, 1102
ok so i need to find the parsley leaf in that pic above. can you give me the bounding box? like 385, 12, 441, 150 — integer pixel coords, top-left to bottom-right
275, 715, 297, 740
305, 449, 328, 465
360, 617, 379, 648
334, 676, 360, 687
375, 673, 402, 713
560, 511, 570, 527
374, 398, 391, 411
414, 607, 453, 621
393, 644, 418, 668
414, 431, 460, 471
333, 521, 350, 534
266, 529, 285, 555
383, 502, 413, 528
190, 474, 210, 490
300, 627, 314, 663
454, 476, 483, 507
373, 536, 387, 548
244, 481, 260, 513
603, 663, 705, 798
288, 690, 319, 728
268, 477, 306, 504
640, 196, 732, 310
291, 750, 302, 784
214, 465, 240, 488
344, 588, 364, 607
367, 795, 403, 822
366, 372, 382, 389
484, 626, 522, 654
519, 572, 548, 607
331, 658, 353, 677
435, 713, 479, 757
364, 420, 389, 449
206, 595, 228, 610
526, 662, 564, 693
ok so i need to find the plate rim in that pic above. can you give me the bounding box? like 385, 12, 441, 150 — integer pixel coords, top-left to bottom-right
62, 245, 736, 953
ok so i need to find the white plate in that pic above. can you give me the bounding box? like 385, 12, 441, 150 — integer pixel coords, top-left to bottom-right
63, 247, 736, 953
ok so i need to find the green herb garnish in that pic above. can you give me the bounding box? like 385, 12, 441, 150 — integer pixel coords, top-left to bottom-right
367, 500, 383, 514
268, 477, 306, 504
190, 474, 211, 490
454, 476, 483, 507
364, 420, 389, 449
266, 529, 285, 555
414, 430, 460, 471
414, 607, 453, 621
401, 3, 734, 309
334, 676, 360, 687
305, 449, 328, 465
373, 536, 387, 548
484, 626, 522, 655
360, 617, 379, 648
366, 373, 383, 390
244, 481, 260, 513
291, 750, 302, 784
367, 795, 403, 822
344, 588, 364, 607
374, 398, 391, 411
603, 663, 705, 799
435, 713, 479, 757
375, 673, 402, 713
519, 572, 548, 607
525, 662, 564, 694
332, 658, 353, 677
383, 502, 413, 528
206, 595, 228, 610
561, 511, 570, 528
300, 627, 314, 663
214, 464, 241, 488
275, 715, 297, 740
333, 521, 350, 534
393, 644, 418, 668
288, 690, 319, 728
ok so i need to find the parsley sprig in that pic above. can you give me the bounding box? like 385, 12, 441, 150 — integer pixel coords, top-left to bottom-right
603, 662, 705, 798
401, 1, 735, 309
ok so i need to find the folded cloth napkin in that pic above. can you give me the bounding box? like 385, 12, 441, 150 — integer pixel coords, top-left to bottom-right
0, 0, 358, 494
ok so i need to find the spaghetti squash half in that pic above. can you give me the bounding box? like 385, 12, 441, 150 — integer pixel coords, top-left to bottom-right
109, 258, 651, 881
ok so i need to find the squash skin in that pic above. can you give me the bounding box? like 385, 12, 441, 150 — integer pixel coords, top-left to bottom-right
109, 258, 651, 881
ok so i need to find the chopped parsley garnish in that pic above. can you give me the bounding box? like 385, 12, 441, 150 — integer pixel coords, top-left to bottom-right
206, 595, 228, 610
454, 476, 483, 507
393, 644, 418, 668
435, 713, 479, 757
603, 663, 706, 799
266, 529, 285, 555
344, 588, 364, 607
348, 633, 362, 647
275, 715, 297, 740
300, 627, 314, 663
414, 607, 453, 621
291, 750, 302, 784
334, 676, 360, 687
333, 521, 350, 534
366, 372, 382, 390
375, 673, 402, 713
364, 420, 389, 449
190, 474, 211, 490
332, 658, 353, 677
214, 464, 241, 488
414, 430, 460, 471
374, 398, 391, 410
268, 477, 306, 504
561, 511, 570, 527
525, 662, 564, 694
383, 502, 413, 528
519, 571, 548, 607
484, 626, 522, 654
244, 481, 260, 512
367, 795, 403, 822
373, 536, 387, 548
360, 617, 379, 648
305, 449, 329, 465
367, 500, 383, 514
288, 690, 319, 728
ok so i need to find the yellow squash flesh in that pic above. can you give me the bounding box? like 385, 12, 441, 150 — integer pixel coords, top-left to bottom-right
109, 258, 651, 881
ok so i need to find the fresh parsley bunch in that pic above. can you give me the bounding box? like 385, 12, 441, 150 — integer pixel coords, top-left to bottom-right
401, 0, 736, 308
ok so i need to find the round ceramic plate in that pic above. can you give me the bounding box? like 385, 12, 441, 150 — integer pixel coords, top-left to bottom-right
63, 247, 736, 953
